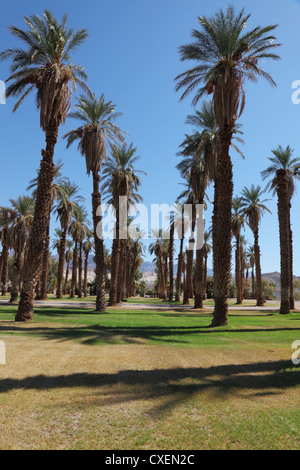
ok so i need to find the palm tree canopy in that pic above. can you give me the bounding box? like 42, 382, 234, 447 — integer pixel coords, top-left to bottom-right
101, 143, 146, 206
232, 195, 245, 238
175, 5, 280, 124
0, 10, 89, 128
64, 93, 126, 175
27, 159, 69, 204
69, 205, 91, 243
240, 184, 271, 232
261, 145, 300, 199
53, 180, 84, 231
6, 196, 35, 254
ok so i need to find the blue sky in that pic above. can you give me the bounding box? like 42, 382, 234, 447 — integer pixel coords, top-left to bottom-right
0, 0, 300, 273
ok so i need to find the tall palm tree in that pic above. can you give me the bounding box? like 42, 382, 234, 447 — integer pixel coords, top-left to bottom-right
175, 5, 280, 325
27, 159, 69, 300
63, 239, 73, 295
261, 145, 300, 313
176, 181, 196, 305
247, 245, 256, 299
241, 185, 271, 307
83, 229, 93, 297
7, 196, 35, 302
202, 229, 212, 300
232, 196, 245, 304
173, 203, 185, 302
54, 181, 83, 298
68, 205, 90, 298
101, 143, 146, 306
0, 207, 15, 296
64, 93, 126, 311
0, 10, 89, 321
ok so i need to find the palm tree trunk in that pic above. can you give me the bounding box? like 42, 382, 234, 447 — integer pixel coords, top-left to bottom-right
109, 213, 120, 306
83, 251, 89, 297
10, 253, 21, 303
168, 223, 174, 302
194, 248, 203, 308
183, 215, 195, 305
251, 267, 255, 299
92, 172, 107, 312
235, 234, 242, 304
1, 227, 9, 296
63, 261, 70, 295
212, 125, 233, 326
288, 208, 295, 310
175, 237, 184, 302
77, 241, 83, 298
203, 255, 208, 300
56, 227, 67, 298
254, 230, 264, 307
16, 122, 57, 321
277, 170, 290, 314
70, 241, 78, 298
39, 227, 50, 300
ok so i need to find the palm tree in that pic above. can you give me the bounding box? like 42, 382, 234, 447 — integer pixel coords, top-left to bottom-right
232, 196, 245, 304
101, 143, 146, 306
202, 229, 212, 300
64, 93, 126, 311
68, 206, 90, 298
241, 185, 271, 307
261, 145, 300, 313
27, 159, 69, 300
175, 5, 280, 325
54, 181, 83, 298
63, 239, 73, 295
83, 229, 93, 297
7, 196, 35, 302
0, 10, 89, 321
247, 245, 256, 299
0, 207, 15, 296
173, 203, 185, 302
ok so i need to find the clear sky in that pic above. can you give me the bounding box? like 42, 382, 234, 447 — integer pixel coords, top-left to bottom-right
0, 0, 300, 274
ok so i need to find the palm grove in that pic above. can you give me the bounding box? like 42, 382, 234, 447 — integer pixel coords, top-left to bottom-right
0, 7, 299, 326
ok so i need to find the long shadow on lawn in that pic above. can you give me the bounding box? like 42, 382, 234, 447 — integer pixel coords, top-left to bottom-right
0, 322, 300, 346
0, 360, 298, 415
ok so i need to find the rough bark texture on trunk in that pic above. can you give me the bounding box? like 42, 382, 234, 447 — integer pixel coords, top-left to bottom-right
168, 223, 174, 302
175, 237, 184, 302
194, 248, 203, 309
64, 261, 69, 295
254, 230, 264, 307
56, 228, 67, 298
92, 173, 107, 312
277, 170, 290, 314
70, 240, 78, 298
288, 208, 295, 310
39, 228, 50, 300
235, 234, 242, 304
77, 242, 83, 298
203, 255, 208, 300
211, 125, 233, 326
1, 227, 9, 296
83, 251, 89, 297
16, 122, 57, 322
10, 253, 21, 303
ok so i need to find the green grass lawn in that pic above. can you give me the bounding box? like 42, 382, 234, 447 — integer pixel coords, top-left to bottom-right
0, 303, 299, 450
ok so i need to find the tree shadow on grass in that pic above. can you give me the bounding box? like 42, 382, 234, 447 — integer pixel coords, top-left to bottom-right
0, 359, 298, 416
0, 320, 300, 347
